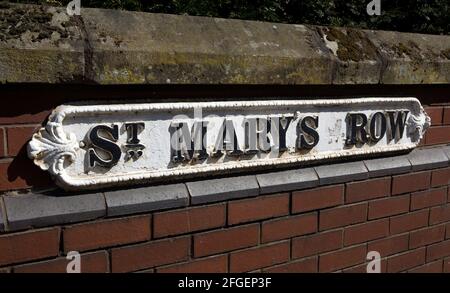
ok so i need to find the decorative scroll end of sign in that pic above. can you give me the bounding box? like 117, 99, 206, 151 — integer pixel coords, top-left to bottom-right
27, 111, 79, 176
407, 104, 431, 142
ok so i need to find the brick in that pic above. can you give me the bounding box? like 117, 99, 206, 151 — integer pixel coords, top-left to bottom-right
292, 185, 343, 213
228, 193, 289, 225
111, 236, 190, 273
14, 251, 109, 273
154, 204, 226, 238
410, 187, 447, 210
392, 171, 430, 195
6, 126, 38, 156
444, 107, 450, 125
387, 248, 425, 273
257, 168, 318, 194
319, 203, 367, 230
426, 239, 450, 261
364, 155, 411, 178
346, 177, 390, 203
0, 111, 50, 125
0, 161, 29, 191
368, 234, 409, 257
315, 161, 368, 185
390, 209, 429, 234
230, 241, 289, 272
426, 126, 450, 145
157, 255, 227, 273
368, 195, 410, 219
194, 224, 259, 257
292, 230, 342, 259
0, 228, 60, 266
187, 175, 259, 205
409, 260, 443, 273
319, 244, 366, 272
4, 192, 105, 231
429, 204, 450, 225
431, 168, 450, 187
64, 215, 151, 253
344, 219, 389, 246
261, 213, 317, 243
424, 106, 443, 126
263, 257, 317, 273
407, 148, 449, 171
445, 258, 450, 272
105, 183, 189, 216
409, 225, 445, 249
0, 128, 4, 157
0, 157, 52, 192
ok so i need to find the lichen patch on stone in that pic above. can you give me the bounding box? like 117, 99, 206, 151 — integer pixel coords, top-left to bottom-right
318, 27, 379, 62
0, 4, 78, 45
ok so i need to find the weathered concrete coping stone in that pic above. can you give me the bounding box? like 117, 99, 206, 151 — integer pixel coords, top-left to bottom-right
257, 168, 319, 195
364, 155, 412, 178
187, 175, 259, 205
315, 161, 369, 185
1, 3, 450, 84
3, 192, 105, 231
105, 183, 189, 216
407, 147, 449, 171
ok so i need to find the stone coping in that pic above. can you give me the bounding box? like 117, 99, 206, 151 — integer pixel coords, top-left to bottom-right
1, 4, 450, 85
0, 145, 449, 232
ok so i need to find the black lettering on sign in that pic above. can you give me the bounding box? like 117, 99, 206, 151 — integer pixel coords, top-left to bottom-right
274, 116, 294, 152
387, 111, 409, 141
213, 119, 243, 157
369, 112, 387, 143
258, 118, 271, 153
297, 116, 319, 149
125, 122, 144, 145
346, 113, 368, 145
124, 122, 145, 160
88, 124, 121, 168
243, 118, 258, 155
169, 121, 208, 162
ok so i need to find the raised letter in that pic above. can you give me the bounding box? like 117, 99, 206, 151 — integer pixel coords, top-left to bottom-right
369, 112, 387, 143
346, 113, 368, 145
298, 116, 319, 149
273, 116, 293, 152
169, 121, 208, 162
125, 122, 144, 144
387, 111, 409, 141
88, 124, 121, 168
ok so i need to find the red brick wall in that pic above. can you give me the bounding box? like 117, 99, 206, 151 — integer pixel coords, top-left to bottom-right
1, 167, 449, 273
0, 97, 449, 273
0, 110, 52, 191
423, 105, 450, 145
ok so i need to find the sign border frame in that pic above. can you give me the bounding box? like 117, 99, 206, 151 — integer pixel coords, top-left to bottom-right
28, 97, 430, 190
